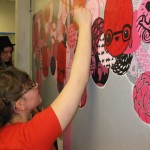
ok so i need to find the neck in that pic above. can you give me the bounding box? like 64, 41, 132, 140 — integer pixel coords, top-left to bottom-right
10, 111, 31, 124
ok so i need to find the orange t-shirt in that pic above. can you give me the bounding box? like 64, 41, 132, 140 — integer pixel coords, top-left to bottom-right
0, 107, 62, 150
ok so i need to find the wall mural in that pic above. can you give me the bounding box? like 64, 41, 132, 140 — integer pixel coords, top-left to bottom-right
32, 0, 150, 149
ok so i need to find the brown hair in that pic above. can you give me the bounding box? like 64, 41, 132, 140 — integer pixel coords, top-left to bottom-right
0, 67, 32, 127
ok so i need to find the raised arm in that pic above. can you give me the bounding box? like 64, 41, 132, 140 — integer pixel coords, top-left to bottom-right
51, 7, 91, 130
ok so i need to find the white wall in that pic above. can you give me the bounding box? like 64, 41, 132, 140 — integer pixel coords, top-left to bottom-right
15, 0, 50, 74
0, 0, 15, 33
0, 0, 31, 75
32, 0, 50, 14
73, 71, 150, 150
15, 0, 31, 74
0, 0, 15, 64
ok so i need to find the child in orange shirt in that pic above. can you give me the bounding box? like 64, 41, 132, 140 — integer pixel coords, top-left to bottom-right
0, 7, 91, 150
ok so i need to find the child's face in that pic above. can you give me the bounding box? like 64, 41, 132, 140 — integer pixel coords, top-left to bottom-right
21, 83, 42, 111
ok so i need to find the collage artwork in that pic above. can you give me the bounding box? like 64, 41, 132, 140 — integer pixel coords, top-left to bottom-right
32, 0, 150, 149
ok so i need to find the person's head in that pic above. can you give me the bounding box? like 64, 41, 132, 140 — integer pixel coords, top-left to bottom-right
0, 36, 15, 66
0, 67, 42, 127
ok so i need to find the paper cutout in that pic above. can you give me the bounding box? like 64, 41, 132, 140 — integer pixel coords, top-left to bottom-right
91, 17, 109, 87
135, 43, 150, 71
133, 72, 150, 123
111, 54, 133, 75
104, 0, 133, 56
57, 42, 66, 92
136, 0, 150, 43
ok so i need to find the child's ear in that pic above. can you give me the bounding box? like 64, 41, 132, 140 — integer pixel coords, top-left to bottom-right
15, 99, 26, 111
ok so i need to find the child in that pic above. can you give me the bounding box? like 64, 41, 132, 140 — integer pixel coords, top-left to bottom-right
0, 7, 91, 150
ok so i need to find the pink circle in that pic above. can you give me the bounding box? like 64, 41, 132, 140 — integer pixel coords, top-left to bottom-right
133, 72, 150, 124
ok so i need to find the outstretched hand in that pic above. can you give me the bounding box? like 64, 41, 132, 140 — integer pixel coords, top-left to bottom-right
51, 6, 91, 131
73, 7, 91, 28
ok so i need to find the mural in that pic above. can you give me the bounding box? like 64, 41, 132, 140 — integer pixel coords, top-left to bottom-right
32, 0, 150, 149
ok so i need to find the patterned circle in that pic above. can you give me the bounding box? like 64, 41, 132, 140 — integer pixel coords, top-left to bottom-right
111, 54, 133, 75
92, 17, 104, 55
67, 24, 78, 51
57, 42, 66, 84
136, 0, 150, 43
41, 46, 49, 78
133, 72, 150, 123
91, 54, 109, 87
98, 34, 116, 68
135, 43, 150, 71
90, 17, 109, 87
